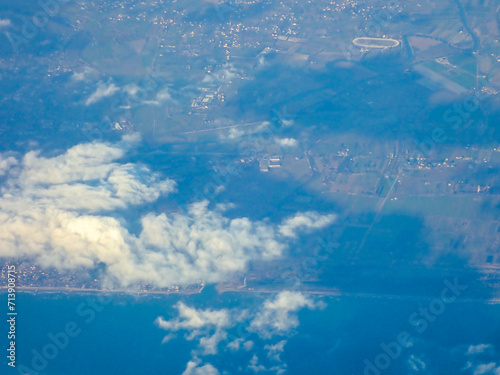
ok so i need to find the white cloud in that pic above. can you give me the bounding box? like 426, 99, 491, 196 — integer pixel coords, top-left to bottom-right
0, 136, 334, 288
217, 121, 274, 142
137, 203, 286, 286
157, 292, 323, 345
156, 303, 232, 331
85, 82, 120, 105
474, 363, 497, 375
243, 340, 255, 351
250, 291, 324, 339
248, 355, 266, 373
226, 338, 243, 351
71, 66, 96, 82
156, 88, 172, 101
160, 332, 176, 344
141, 87, 175, 106
157, 292, 322, 344
275, 138, 298, 147
72, 72, 85, 81
199, 329, 227, 355
202, 63, 239, 85
227, 338, 254, 352
408, 355, 426, 372
467, 344, 492, 355
278, 211, 336, 238
157, 292, 322, 374
0, 19, 12, 28
123, 84, 140, 97
248, 354, 287, 374
459, 345, 500, 375
0, 155, 17, 176
202, 75, 214, 83
182, 358, 220, 375
265, 340, 287, 361
227, 127, 245, 139
155, 302, 239, 355
220, 68, 237, 81
157, 292, 322, 355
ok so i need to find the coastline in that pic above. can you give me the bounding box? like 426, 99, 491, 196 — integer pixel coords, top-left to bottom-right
0, 285, 204, 296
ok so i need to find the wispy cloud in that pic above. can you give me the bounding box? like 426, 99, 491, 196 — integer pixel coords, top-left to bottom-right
467, 344, 493, 356
85, 82, 119, 105
473, 362, 498, 375
278, 211, 336, 238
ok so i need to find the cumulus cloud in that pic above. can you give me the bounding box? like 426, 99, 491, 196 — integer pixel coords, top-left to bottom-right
278, 211, 336, 238
136, 202, 286, 286
155, 302, 236, 355
156, 292, 321, 346
0, 155, 17, 176
226, 337, 253, 352
248, 355, 266, 373
156, 292, 321, 374
156, 303, 233, 332
248, 354, 287, 374
155, 302, 245, 355
85, 82, 120, 105
249, 291, 324, 339
265, 340, 287, 361
226, 338, 242, 351
0, 136, 334, 288
182, 358, 220, 375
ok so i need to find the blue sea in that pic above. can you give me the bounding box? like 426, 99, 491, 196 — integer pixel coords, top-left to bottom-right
2, 289, 500, 375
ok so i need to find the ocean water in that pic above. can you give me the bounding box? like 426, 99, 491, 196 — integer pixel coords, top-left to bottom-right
3, 293, 193, 375
2, 291, 499, 375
